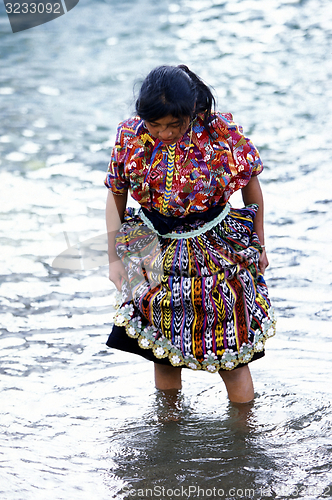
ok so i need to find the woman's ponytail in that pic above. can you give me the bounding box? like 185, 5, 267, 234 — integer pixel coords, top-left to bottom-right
177, 65, 216, 135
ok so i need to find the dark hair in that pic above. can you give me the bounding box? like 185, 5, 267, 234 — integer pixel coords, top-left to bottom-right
135, 65, 216, 135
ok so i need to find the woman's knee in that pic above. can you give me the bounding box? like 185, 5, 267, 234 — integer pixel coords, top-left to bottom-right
219, 364, 251, 382
219, 365, 254, 403
154, 363, 182, 390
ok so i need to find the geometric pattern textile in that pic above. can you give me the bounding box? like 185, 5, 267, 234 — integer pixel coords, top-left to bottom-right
113, 205, 276, 372
105, 113, 264, 217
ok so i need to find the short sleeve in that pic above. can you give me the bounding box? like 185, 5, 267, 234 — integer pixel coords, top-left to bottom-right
208, 113, 264, 202
240, 129, 263, 177
104, 122, 131, 194
222, 113, 263, 177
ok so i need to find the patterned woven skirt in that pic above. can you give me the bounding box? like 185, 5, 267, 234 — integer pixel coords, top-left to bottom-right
106, 203, 276, 372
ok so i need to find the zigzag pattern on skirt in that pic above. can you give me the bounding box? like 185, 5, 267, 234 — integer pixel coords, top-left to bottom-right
113, 205, 276, 372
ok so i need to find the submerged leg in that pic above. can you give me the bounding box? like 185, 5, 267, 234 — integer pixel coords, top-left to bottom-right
154, 363, 182, 390
219, 365, 255, 403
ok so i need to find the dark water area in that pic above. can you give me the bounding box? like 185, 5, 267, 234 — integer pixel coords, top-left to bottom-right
0, 0, 332, 498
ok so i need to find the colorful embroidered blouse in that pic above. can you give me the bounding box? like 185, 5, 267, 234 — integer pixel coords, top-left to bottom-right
104, 113, 263, 217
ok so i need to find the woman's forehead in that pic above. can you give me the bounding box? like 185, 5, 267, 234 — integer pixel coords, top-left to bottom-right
147, 115, 188, 125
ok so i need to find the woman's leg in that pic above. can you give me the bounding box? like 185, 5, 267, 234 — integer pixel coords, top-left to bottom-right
219, 365, 254, 403
154, 363, 182, 390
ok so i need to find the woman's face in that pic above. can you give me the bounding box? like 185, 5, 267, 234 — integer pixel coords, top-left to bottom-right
144, 115, 191, 145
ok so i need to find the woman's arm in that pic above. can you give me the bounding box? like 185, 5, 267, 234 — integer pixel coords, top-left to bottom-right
105, 190, 128, 290
241, 176, 269, 274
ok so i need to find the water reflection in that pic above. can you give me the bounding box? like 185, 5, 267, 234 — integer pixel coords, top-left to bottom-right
108, 395, 270, 498
107, 388, 332, 499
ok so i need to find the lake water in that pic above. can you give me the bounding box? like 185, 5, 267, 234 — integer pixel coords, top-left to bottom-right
0, 0, 332, 499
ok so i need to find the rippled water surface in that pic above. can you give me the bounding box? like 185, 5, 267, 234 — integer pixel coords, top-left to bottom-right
1, 0, 332, 498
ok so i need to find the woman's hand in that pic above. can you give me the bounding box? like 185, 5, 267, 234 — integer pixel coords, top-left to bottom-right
259, 248, 269, 275
242, 177, 269, 275
105, 190, 128, 291
109, 259, 128, 291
